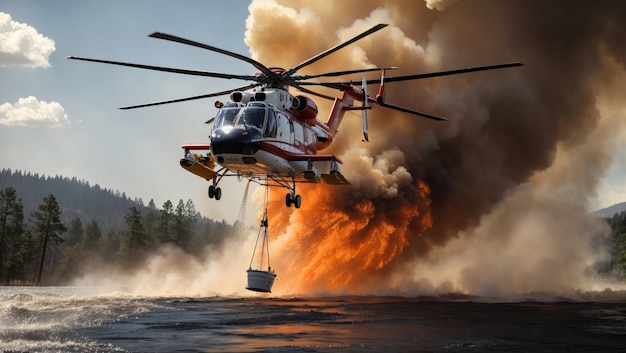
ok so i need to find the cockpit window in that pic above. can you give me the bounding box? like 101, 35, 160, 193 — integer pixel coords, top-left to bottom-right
265, 109, 277, 137
213, 105, 240, 128
213, 102, 269, 135
237, 106, 266, 130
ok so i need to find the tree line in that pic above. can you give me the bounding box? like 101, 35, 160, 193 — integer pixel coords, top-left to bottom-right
0, 168, 147, 231
605, 211, 626, 279
2, 166, 626, 285
0, 186, 237, 285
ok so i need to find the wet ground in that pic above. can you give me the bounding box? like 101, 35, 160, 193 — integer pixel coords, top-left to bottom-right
1, 288, 625, 352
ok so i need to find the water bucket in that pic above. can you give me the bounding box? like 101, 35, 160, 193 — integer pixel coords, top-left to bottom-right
246, 269, 277, 293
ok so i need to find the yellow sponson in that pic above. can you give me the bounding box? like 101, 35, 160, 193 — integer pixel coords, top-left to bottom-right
180, 153, 216, 180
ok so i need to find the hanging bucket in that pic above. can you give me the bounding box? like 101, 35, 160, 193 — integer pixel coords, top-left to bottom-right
246, 269, 277, 293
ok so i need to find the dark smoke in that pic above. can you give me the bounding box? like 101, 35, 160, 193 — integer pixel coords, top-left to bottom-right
246, 0, 626, 295
419, 0, 623, 244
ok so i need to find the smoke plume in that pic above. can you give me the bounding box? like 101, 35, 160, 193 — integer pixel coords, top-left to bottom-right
244, 0, 626, 296
74, 1, 626, 298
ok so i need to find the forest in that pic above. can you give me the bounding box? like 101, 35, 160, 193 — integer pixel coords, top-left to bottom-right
1, 168, 626, 285
0, 169, 237, 285
606, 212, 626, 279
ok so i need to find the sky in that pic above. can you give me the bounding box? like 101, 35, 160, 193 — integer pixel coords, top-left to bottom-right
0, 1, 257, 223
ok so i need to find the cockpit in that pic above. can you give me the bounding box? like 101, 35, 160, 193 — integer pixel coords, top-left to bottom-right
213, 102, 240, 128
212, 101, 277, 138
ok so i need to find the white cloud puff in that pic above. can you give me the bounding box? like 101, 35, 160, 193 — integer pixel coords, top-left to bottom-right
0, 96, 69, 127
0, 12, 56, 68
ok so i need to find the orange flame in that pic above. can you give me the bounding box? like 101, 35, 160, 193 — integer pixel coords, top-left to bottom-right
267, 179, 432, 293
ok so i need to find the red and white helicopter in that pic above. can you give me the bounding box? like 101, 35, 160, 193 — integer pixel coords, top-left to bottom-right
69, 24, 521, 208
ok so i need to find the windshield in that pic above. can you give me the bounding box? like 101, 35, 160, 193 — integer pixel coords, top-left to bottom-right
236, 105, 266, 130
213, 105, 240, 129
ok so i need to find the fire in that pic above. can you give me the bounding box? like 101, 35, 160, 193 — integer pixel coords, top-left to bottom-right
267, 179, 432, 293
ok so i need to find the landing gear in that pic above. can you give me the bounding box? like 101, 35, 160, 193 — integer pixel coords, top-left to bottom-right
281, 175, 301, 209
206, 172, 303, 209
208, 184, 222, 200
285, 193, 301, 209
207, 170, 226, 201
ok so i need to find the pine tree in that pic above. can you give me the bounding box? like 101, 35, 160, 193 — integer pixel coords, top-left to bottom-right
184, 199, 198, 220
611, 212, 626, 278
173, 199, 189, 249
100, 230, 121, 263
158, 200, 174, 243
117, 206, 147, 266
82, 220, 102, 252
6, 230, 38, 284
0, 187, 24, 283
142, 209, 159, 248
171, 199, 198, 251
65, 218, 83, 247
32, 194, 67, 285
57, 242, 81, 283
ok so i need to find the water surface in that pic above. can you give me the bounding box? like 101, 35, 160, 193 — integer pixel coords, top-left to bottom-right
1, 287, 624, 352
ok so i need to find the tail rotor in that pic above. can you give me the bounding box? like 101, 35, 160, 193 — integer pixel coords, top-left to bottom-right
361, 73, 369, 142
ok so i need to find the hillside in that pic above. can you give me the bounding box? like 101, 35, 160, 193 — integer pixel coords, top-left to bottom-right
0, 169, 151, 231
595, 202, 626, 218
0, 168, 239, 285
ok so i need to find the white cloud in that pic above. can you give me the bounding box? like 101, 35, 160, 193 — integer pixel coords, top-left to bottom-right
0, 12, 56, 68
0, 96, 69, 127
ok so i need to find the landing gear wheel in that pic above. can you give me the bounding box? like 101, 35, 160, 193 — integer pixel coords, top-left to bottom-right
285, 193, 302, 208
294, 194, 302, 209
208, 185, 215, 198
285, 193, 292, 208
214, 187, 222, 200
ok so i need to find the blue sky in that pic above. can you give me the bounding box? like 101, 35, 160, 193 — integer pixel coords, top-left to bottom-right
0, 1, 257, 222
1, 0, 625, 227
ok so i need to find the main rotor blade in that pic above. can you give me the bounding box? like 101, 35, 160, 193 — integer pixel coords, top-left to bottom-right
149, 32, 278, 79
378, 101, 448, 121
284, 24, 388, 76
296, 81, 352, 91
378, 62, 524, 84
119, 83, 259, 110
295, 67, 398, 80
68, 56, 256, 81
292, 84, 337, 102
301, 62, 524, 86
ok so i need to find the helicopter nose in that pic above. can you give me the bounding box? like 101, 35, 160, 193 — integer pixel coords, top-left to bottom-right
210, 127, 260, 155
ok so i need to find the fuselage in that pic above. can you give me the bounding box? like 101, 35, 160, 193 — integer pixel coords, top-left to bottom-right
209, 88, 336, 181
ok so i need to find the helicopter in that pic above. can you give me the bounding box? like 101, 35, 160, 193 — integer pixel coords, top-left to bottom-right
69, 24, 522, 208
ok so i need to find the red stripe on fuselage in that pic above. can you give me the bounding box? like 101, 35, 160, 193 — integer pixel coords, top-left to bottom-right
259, 141, 342, 163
